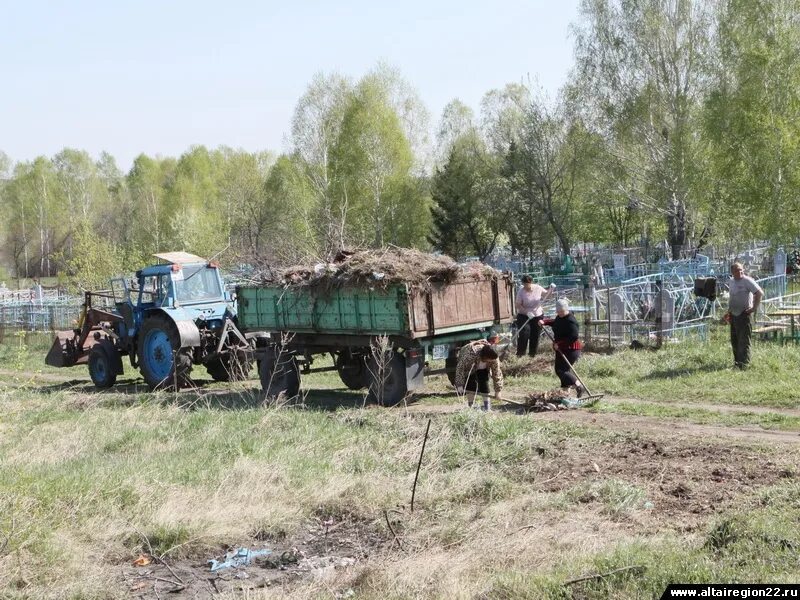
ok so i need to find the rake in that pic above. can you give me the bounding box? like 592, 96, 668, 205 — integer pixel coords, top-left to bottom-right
499, 314, 543, 360
539, 326, 604, 408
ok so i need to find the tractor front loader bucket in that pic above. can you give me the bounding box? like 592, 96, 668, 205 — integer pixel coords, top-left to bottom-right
45, 297, 116, 369
45, 330, 86, 368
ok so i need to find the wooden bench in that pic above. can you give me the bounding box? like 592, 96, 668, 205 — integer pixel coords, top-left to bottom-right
754, 325, 786, 341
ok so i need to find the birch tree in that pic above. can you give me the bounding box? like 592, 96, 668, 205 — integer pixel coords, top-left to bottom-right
291, 72, 353, 258
704, 0, 800, 243
574, 0, 716, 258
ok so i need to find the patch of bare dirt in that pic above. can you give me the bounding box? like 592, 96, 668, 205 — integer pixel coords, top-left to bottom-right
120, 514, 387, 598
531, 431, 798, 526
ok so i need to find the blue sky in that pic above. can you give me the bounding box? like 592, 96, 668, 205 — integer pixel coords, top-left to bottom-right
0, 0, 580, 170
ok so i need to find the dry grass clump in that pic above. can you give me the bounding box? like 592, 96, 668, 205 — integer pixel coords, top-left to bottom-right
272, 247, 500, 290
522, 389, 572, 410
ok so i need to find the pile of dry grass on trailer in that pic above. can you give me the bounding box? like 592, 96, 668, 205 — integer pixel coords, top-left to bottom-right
271, 248, 501, 291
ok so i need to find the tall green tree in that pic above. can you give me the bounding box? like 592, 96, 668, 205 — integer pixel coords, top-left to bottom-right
0, 151, 10, 180
436, 99, 476, 166
219, 148, 273, 258
165, 146, 227, 257
290, 72, 354, 259
127, 154, 176, 259
6, 158, 65, 277
331, 76, 430, 248
430, 132, 508, 259
52, 148, 110, 263
574, 0, 716, 258
704, 0, 800, 244
501, 89, 597, 257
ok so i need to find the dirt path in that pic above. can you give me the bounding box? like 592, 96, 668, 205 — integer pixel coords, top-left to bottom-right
534, 409, 800, 444
403, 397, 800, 445
601, 396, 800, 418
404, 392, 800, 419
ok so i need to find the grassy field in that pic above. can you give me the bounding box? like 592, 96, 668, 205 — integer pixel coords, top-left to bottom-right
0, 329, 799, 599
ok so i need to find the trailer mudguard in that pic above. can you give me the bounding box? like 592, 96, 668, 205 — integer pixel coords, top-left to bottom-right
405, 348, 425, 391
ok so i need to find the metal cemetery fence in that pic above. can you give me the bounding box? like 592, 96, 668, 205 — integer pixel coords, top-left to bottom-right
0, 299, 83, 338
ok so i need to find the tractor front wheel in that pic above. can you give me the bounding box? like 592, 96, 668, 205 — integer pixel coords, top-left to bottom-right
88, 342, 118, 389
137, 315, 192, 390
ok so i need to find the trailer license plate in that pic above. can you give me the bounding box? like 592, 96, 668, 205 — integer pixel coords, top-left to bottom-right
433, 344, 449, 359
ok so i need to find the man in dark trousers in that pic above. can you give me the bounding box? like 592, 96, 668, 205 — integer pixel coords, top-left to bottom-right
725, 262, 763, 369
539, 298, 585, 397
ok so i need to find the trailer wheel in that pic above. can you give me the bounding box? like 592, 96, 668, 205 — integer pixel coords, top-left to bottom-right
445, 347, 460, 386
206, 350, 252, 382
335, 351, 368, 390
88, 343, 118, 389
366, 351, 407, 407
138, 315, 192, 391
259, 346, 300, 400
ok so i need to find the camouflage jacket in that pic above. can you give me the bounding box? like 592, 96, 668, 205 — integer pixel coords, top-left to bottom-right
454, 340, 504, 393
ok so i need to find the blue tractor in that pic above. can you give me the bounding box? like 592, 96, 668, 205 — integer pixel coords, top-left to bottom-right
46, 252, 258, 390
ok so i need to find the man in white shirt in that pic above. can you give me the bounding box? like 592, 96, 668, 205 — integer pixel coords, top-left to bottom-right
515, 274, 556, 357
726, 262, 763, 369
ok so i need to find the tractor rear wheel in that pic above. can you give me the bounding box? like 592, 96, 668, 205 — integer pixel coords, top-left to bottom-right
206, 350, 251, 382
88, 342, 118, 389
259, 346, 300, 401
137, 315, 192, 390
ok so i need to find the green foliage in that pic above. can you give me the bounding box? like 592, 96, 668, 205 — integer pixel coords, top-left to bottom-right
63, 220, 124, 290
430, 131, 506, 259
331, 75, 430, 248
7, 36, 800, 281
573, 0, 714, 258
704, 0, 800, 244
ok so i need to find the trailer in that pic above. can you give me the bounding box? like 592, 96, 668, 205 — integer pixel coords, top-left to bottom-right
236, 274, 515, 405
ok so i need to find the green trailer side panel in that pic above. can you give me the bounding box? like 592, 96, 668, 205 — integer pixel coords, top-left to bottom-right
238, 285, 409, 335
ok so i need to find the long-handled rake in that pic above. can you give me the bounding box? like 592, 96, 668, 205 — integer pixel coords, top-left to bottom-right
499, 314, 543, 360
540, 326, 604, 408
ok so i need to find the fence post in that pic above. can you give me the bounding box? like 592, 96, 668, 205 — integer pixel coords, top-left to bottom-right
607, 286, 612, 349
654, 279, 663, 349
583, 282, 592, 346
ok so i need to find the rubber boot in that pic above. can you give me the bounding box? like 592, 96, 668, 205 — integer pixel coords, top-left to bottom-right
481, 394, 491, 412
